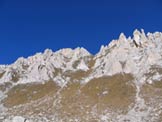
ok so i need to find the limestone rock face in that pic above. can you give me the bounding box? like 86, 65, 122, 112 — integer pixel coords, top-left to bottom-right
12, 116, 27, 122
1, 29, 162, 122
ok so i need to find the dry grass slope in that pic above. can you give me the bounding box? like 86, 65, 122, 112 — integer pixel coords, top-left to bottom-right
54, 74, 136, 120
141, 80, 162, 122
4, 81, 60, 107
2, 74, 136, 121
81, 74, 136, 112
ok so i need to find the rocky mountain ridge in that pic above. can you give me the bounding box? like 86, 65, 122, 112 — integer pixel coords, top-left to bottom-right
0, 29, 162, 122
1, 29, 162, 86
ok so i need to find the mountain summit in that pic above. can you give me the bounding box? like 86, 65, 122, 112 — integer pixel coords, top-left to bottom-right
1, 29, 162, 122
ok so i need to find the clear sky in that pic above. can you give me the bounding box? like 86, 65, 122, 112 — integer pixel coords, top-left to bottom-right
0, 0, 162, 64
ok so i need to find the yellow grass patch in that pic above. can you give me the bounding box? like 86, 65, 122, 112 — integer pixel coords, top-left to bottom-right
3, 81, 60, 107
81, 74, 136, 112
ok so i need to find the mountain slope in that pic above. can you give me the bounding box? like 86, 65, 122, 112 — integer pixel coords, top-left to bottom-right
1, 29, 162, 122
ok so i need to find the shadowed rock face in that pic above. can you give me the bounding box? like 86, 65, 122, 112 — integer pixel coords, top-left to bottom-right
0, 72, 5, 79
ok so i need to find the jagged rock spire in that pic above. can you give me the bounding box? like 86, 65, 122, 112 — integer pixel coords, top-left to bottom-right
0, 29, 162, 86
133, 29, 141, 47
119, 33, 127, 41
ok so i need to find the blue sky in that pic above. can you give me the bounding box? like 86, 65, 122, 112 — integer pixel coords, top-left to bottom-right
0, 0, 162, 64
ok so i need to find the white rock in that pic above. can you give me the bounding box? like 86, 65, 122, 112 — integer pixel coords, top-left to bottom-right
1, 29, 162, 87
77, 60, 89, 71
12, 116, 28, 122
